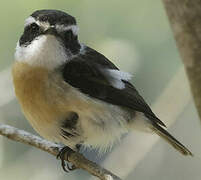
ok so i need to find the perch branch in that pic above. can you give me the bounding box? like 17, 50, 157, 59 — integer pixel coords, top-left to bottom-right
0, 123, 121, 180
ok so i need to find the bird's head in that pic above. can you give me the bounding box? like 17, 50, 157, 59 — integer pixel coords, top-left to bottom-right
15, 9, 84, 69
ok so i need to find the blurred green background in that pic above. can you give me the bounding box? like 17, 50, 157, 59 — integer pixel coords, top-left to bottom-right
0, 0, 200, 180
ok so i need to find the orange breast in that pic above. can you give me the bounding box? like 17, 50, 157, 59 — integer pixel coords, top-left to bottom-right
12, 62, 66, 138
12, 62, 48, 108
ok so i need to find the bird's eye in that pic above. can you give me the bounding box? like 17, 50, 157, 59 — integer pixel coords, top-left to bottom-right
20, 23, 41, 46
25, 23, 40, 34
30, 23, 39, 33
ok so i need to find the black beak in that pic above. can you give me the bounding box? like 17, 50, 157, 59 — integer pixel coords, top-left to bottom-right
44, 27, 57, 35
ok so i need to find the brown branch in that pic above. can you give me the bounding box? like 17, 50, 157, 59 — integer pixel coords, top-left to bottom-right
162, 0, 201, 120
0, 123, 121, 180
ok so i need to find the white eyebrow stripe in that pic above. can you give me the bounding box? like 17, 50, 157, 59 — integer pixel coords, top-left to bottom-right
24, 17, 78, 35
24, 16, 36, 27
24, 16, 50, 31
56, 24, 79, 35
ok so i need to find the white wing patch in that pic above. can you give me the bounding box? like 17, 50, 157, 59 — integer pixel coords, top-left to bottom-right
103, 69, 133, 89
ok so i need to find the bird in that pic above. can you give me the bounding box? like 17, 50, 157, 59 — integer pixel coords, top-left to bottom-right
12, 9, 193, 171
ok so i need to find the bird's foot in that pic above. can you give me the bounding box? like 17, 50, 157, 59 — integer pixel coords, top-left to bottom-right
57, 146, 77, 172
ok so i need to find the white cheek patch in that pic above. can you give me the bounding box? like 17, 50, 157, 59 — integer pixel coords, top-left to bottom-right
56, 24, 79, 35
15, 35, 69, 69
103, 69, 133, 89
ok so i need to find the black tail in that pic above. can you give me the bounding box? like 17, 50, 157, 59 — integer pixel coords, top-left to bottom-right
151, 123, 193, 156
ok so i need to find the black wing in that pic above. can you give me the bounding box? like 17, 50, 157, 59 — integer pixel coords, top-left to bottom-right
62, 47, 166, 127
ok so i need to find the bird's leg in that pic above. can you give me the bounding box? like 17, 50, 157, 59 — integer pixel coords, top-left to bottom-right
57, 144, 82, 172
57, 146, 77, 172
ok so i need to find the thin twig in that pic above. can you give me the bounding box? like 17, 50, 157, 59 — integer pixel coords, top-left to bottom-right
0, 123, 121, 180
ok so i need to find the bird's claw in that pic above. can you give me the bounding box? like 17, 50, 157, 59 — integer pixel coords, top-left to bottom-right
57, 146, 77, 172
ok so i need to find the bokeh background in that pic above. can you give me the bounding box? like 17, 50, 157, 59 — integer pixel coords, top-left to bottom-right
0, 0, 201, 180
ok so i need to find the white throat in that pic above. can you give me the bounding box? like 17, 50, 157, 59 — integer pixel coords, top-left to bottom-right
15, 35, 69, 69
